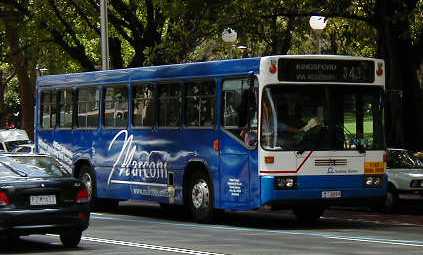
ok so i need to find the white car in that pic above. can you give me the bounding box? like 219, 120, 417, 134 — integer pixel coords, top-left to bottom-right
385, 148, 423, 211
0, 129, 32, 152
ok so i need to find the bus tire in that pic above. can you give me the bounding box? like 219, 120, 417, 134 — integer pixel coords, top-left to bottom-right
383, 186, 398, 213
78, 164, 96, 205
293, 206, 324, 224
188, 171, 213, 223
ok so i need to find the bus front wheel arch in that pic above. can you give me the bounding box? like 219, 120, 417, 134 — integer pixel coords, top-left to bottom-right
76, 163, 119, 211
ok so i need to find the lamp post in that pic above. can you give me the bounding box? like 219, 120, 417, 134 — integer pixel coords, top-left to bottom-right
100, 0, 109, 70
221, 28, 248, 58
221, 28, 237, 45
309, 16, 327, 54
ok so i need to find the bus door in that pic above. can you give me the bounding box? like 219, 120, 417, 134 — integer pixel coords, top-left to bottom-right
219, 78, 258, 210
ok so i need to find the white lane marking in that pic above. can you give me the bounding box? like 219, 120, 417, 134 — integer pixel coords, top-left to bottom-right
47, 234, 225, 255
82, 236, 226, 255
91, 215, 423, 248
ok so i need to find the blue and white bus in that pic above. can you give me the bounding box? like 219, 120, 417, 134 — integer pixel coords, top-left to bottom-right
36, 55, 387, 222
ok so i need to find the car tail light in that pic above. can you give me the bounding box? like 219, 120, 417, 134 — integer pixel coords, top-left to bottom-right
383, 151, 388, 164
75, 187, 90, 204
0, 191, 11, 206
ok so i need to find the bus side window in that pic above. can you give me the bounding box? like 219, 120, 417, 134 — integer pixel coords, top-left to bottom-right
57, 88, 73, 128
185, 80, 216, 127
40, 90, 56, 129
104, 85, 129, 128
76, 87, 99, 128
133, 84, 155, 128
158, 83, 182, 127
222, 78, 258, 145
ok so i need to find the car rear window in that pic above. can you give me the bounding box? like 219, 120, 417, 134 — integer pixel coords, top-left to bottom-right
0, 156, 70, 178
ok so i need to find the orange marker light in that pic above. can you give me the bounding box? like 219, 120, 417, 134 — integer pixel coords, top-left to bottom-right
376, 62, 384, 76
269, 60, 278, 74
213, 139, 221, 152
264, 156, 275, 164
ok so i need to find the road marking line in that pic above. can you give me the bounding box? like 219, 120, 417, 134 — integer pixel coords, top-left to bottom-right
91, 215, 423, 247
47, 234, 225, 255
82, 236, 226, 255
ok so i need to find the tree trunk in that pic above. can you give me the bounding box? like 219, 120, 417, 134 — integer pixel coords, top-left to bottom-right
5, 19, 35, 139
0, 71, 5, 127
374, 0, 422, 150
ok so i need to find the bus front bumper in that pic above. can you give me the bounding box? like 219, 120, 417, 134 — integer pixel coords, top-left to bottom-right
260, 175, 387, 208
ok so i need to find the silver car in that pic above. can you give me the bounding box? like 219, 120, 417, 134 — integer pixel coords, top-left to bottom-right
385, 149, 423, 211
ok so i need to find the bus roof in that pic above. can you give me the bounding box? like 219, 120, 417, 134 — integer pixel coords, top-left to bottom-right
37, 57, 261, 87
37, 55, 383, 87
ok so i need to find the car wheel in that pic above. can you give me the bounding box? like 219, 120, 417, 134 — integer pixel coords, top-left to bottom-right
60, 229, 82, 248
293, 206, 325, 224
188, 171, 213, 222
384, 189, 398, 213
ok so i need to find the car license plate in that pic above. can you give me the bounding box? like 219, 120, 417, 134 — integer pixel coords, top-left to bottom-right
30, 195, 57, 206
322, 191, 341, 199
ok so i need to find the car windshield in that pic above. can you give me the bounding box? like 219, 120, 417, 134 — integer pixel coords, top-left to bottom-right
0, 156, 70, 178
388, 150, 423, 169
260, 85, 384, 151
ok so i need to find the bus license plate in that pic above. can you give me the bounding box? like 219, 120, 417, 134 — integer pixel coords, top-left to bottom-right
30, 195, 57, 206
322, 191, 341, 199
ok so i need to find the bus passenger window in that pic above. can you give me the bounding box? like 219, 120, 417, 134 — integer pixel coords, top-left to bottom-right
40, 90, 56, 129
222, 78, 258, 146
185, 80, 215, 127
77, 87, 99, 128
158, 83, 181, 127
104, 86, 128, 128
133, 84, 154, 127
57, 89, 73, 128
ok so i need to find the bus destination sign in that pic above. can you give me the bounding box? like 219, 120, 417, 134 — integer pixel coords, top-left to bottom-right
278, 59, 375, 83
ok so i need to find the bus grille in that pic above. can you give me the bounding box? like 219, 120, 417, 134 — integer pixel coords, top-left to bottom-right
314, 159, 348, 166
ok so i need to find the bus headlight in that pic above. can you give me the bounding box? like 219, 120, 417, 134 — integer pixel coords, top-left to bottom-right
274, 176, 297, 190
364, 175, 384, 187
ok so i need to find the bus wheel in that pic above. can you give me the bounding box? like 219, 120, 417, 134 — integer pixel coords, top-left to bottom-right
188, 171, 213, 222
293, 206, 324, 224
79, 165, 96, 202
79, 165, 119, 211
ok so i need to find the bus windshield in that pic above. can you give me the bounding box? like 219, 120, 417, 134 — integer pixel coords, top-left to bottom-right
260, 85, 384, 151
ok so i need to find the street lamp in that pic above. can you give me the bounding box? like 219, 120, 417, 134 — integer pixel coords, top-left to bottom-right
35, 66, 48, 78
100, 0, 109, 70
309, 16, 327, 54
221, 28, 237, 44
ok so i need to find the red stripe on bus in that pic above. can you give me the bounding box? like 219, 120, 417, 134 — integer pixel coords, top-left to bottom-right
260, 151, 314, 174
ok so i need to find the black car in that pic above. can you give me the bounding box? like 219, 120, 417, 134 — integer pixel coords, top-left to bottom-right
0, 154, 90, 248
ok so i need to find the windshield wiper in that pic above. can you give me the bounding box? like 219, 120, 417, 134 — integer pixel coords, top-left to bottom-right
0, 161, 28, 177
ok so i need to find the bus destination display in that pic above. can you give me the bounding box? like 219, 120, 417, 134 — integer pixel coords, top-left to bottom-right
278, 59, 375, 83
